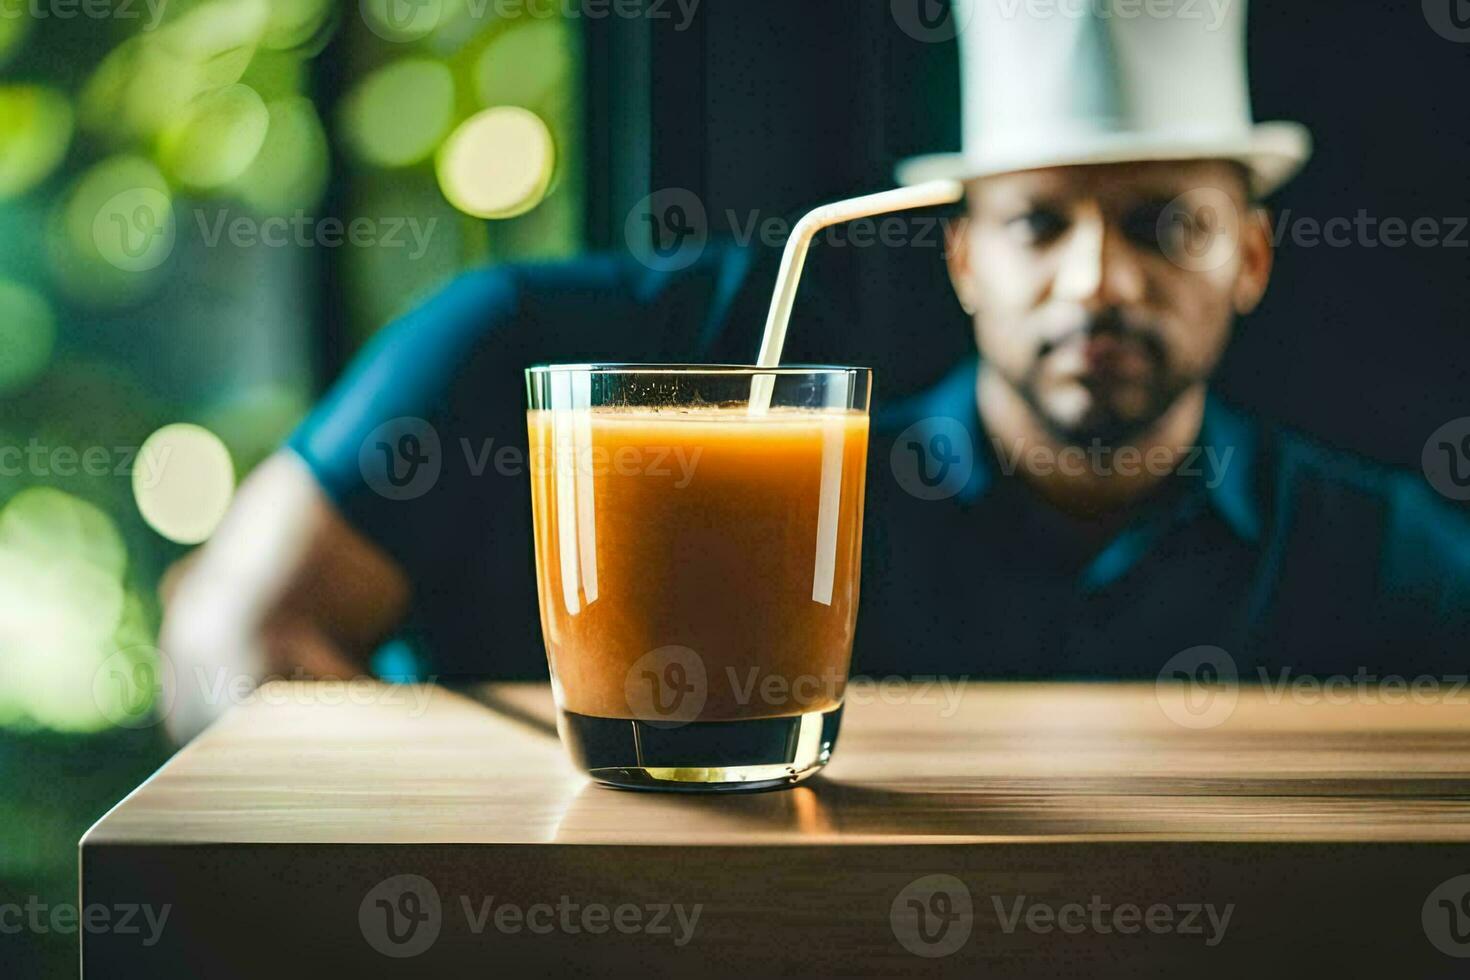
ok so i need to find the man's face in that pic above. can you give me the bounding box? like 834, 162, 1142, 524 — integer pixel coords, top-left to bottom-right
948, 160, 1272, 445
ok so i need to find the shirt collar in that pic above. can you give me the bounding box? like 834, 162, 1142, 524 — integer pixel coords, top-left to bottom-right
1195, 394, 1262, 544
907, 358, 1263, 544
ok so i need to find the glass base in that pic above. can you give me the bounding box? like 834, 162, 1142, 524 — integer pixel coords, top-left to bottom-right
556, 704, 844, 793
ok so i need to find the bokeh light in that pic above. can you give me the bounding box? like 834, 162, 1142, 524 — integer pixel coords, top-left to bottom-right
0, 6, 585, 972
80, 0, 268, 142
0, 86, 74, 200
231, 96, 331, 214
79, 37, 195, 140
133, 424, 236, 545
261, 0, 337, 52
159, 83, 271, 189
51, 155, 176, 301
359, 0, 444, 44
475, 20, 572, 110
153, 0, 268, 90
0, 280, 57, 394
0, 486, 126, 579
0, 488, 131, 733
436, 106, 556, 220
342, 58, 455, 168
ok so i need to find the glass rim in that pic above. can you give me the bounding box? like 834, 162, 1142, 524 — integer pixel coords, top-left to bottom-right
525, 363, 871, 377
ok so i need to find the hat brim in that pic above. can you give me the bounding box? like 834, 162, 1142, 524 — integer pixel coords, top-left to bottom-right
896, 121, 1312, 198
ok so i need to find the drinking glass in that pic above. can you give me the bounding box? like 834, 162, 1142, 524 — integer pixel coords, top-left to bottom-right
525, 365, 872, 792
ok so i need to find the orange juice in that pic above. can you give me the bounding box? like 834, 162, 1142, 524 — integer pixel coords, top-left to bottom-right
527, 406, 869, 722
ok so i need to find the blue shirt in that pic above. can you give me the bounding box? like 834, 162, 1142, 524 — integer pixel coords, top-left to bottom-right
289, 246, 1470, 680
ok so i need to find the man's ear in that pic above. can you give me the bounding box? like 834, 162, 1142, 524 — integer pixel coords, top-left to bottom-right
945, 215, 978, 316
1232, 205, 1274, 315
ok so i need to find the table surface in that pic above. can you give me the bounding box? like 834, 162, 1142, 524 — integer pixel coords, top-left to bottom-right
81, 680, 1470, 977
85, 679, 1470, 846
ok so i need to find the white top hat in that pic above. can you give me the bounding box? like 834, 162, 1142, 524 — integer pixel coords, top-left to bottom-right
897, 0, 1312, 196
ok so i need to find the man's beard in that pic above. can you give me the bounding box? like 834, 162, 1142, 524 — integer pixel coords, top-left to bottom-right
1007, 310, 1193, 447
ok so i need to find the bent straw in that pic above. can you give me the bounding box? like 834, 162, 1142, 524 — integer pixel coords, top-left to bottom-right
749, 179, 965, 413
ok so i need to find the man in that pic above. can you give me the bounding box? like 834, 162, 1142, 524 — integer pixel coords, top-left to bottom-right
161, 2, 1470, 739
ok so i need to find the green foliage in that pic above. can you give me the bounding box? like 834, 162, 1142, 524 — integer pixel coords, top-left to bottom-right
0, 6, 587, 972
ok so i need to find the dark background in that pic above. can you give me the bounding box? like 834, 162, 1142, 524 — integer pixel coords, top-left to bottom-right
594, 0, 1470, 471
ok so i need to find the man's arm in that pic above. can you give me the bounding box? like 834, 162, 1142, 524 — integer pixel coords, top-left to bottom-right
157, 247, 767, 739
158, 451, 411, 742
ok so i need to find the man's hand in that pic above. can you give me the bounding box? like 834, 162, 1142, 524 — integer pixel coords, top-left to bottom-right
158, 451, 411, 742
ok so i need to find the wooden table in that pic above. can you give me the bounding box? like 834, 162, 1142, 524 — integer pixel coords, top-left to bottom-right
81, 680, 1470, 977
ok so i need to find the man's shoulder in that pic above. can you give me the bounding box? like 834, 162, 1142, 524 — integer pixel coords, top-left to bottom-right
1248, 407, 1470, 574
391, 241, 772, 366
1262, 411, 1451, 514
